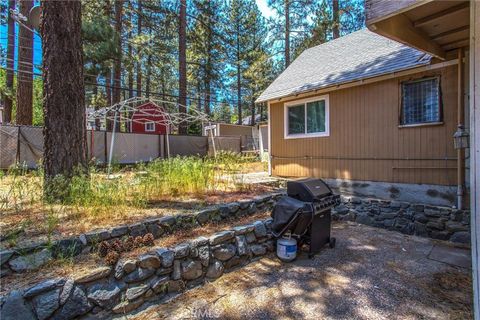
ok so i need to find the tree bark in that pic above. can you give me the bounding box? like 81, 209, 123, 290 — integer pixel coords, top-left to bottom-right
250, 98, 255, 126
332, 0, 340, 39
16, 0, 34, 125
92, 75, 100, 130
204, 2, 212, 116
4, 0, 15, 123
41, 0, 87, 200
112, 0, 123, 105
136, 0, 142, 97
127, 2, 134, 100
145, 53, 152, 98
105, 68, 112, 106
105, 68, 113, 130
236, 24, 242, 125
178, 0, 187, 134
284, 0, 290, 68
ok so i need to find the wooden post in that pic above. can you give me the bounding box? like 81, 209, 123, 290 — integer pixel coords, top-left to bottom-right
267, 102, 272, 176
457, 48, 465, 209
469, 1, 480, 319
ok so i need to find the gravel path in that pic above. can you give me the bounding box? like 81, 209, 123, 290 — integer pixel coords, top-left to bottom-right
123, 222, 473, 320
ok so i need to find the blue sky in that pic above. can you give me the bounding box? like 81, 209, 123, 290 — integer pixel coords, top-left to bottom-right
256, 0, 274, 19
0, 1, 273, 75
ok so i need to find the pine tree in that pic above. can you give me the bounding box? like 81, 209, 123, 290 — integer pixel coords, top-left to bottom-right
267, 0, 312, 70
16, 0, 34, 125
243, 1, 274, 125
178, 0, 187, 134
42, 0, 87, 200
3, 0, 15, 123
112, 0, 123, 106
136, 0, 142, 96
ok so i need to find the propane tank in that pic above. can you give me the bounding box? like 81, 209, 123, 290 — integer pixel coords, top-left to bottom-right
276, 235, 297, 262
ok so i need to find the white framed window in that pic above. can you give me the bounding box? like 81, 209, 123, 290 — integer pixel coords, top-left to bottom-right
145, 121, 155, 132
284, 95, 329, 139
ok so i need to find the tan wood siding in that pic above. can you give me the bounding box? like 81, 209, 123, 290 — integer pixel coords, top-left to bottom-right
270, 65, 458, 185
218, 124, 253, 137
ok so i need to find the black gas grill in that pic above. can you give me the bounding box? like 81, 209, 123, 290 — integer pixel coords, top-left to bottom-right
271, 178, 340, 258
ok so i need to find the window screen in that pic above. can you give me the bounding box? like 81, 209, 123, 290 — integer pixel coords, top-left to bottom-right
401, 78, 440, 125
307, 100, 326, 133
288, 104, 305, 134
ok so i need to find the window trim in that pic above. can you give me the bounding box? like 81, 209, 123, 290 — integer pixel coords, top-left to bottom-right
284, 95, 330, 139
399, 76, 443, 127
145, 121, 156, 132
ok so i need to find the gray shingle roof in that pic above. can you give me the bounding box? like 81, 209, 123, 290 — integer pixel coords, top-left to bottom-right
256, 29, 431, 103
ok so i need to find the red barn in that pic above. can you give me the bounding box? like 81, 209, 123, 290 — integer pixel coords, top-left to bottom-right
131, 102, 169, 134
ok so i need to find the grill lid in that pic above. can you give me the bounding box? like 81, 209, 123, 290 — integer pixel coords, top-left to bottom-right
287, 178, 333, 202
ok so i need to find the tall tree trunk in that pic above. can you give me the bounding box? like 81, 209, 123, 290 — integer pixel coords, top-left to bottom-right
92, 76, 100, 130
178, 0, 187, 134
145, 55, 151, 98
136, 0, 142, 96
259, 102, 264, 122
145, 33, 152, 99
284, 0, 290, 68
332, 0, 340, 39
128, 44, 134, 100
204, 5, 212, 116
236, 25, 242, 125
105, 68, 113, 130
250, 97, 255, 126
4, 0, 15, 123
105, 68, 112, 106
42, 0, 87, 200
16, 0, 34, 125
112, 0, 123, 105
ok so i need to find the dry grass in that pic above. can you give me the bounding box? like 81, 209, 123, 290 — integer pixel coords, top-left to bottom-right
0, 155, 275, 249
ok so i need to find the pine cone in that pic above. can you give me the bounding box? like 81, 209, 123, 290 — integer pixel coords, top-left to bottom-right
123, 236, 134, 251
98, 241, 111, 257
111, 239, 124, 253
134, 236, 144, 248
105, 251, 120, 266
143, 233, 155, 246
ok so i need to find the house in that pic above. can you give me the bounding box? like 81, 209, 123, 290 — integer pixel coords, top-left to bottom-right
257, 28, 467, 208
131, 102, 169, 134
363, 0, 479, 317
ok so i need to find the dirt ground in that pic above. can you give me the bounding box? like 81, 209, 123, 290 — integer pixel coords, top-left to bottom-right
126, 222, 473, 320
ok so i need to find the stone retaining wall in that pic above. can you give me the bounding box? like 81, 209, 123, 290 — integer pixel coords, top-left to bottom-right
0, 219, 275, 320
0, 193, 283, 277
332, 196, 471, 244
